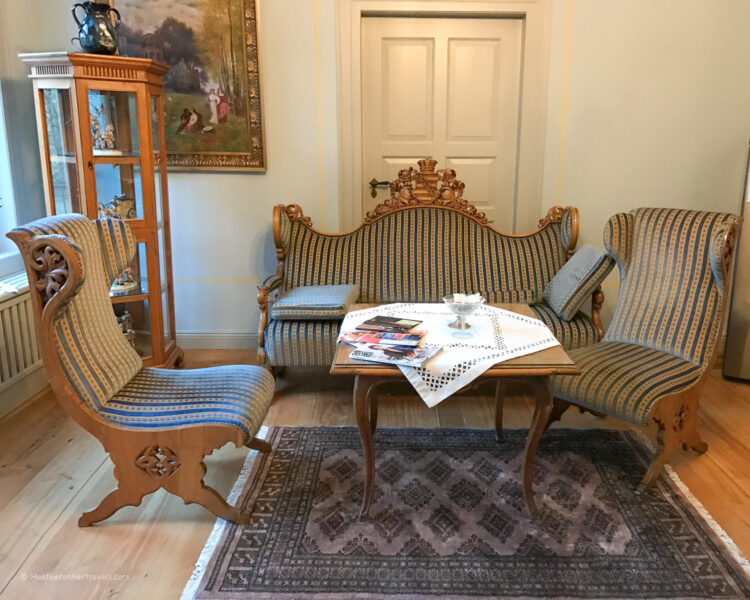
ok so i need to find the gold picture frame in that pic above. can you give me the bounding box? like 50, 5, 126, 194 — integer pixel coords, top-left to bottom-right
115, 0, 266, 171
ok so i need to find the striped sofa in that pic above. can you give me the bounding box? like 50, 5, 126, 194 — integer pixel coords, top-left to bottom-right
258, 160, 606, 367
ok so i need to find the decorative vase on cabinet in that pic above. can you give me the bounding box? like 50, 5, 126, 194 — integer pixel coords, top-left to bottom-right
20, 52, 183, 368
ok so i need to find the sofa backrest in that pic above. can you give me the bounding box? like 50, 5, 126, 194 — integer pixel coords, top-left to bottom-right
275, 205, 576, 304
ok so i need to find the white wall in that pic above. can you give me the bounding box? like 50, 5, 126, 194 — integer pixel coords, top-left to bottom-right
2, 0, 750, 344
543, 0, 750, 322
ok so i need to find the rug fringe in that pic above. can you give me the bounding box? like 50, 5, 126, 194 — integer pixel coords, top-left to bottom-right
628, 428, 750, 578
179, 425, 269, 600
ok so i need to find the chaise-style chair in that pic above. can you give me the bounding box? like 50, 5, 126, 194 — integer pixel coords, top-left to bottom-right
7, 214, 275, 526
547, 208, 741, 490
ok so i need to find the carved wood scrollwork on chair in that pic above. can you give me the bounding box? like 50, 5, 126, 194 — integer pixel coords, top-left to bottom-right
7, 214, 276, 527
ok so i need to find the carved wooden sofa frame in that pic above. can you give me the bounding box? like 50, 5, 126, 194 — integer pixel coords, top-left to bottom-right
257, 158, 606, 368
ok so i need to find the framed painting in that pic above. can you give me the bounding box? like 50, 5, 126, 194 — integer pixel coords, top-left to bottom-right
115, 0, 266, 171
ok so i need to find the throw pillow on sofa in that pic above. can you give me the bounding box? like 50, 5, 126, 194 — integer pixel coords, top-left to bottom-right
543, 244, 614, 321
270, 284, 360, 320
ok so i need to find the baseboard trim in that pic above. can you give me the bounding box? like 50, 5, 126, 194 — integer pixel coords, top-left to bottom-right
0, 366, 49, 418
176, 333, 259, 350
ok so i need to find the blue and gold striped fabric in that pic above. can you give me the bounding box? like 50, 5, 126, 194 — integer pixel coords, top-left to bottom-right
14, 214, 142, 411
280, 207, 571, 303
270, 284, 359, 320
553, 342, 702, 424
102, 365, 274, 439
265, 319, 340, 366
553, 208, 738, 425
96, 217, 136, 285
603, 208, 735, 365
529, 303, 599, 351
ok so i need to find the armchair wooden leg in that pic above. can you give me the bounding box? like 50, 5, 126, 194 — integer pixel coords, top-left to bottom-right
638, 419, 679, 493
162, 455, 251, 525
545, 397, 572, 432
78, 479, 160, 527
246, 437, 272, 453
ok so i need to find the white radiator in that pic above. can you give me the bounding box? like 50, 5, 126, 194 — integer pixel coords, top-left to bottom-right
0, 273, 42, 393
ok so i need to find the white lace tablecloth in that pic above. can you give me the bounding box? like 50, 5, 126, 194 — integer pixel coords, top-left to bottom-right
339, 303, 560, 407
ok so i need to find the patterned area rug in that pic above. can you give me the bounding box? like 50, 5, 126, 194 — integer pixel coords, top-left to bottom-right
183, 427, 750, 599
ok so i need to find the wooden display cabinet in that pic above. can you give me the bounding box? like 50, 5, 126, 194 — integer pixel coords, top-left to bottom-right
20, 52, 183, 368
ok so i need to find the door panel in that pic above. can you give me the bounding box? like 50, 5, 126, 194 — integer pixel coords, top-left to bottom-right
362, 17, 523, 228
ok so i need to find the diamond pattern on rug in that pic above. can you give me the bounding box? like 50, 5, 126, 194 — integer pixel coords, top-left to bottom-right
191, 428, 750, 600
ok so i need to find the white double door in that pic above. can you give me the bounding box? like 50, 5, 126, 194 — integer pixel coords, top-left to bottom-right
362, 16, 523, 227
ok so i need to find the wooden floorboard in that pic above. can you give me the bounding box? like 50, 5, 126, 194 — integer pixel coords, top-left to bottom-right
0, 350, 749, 599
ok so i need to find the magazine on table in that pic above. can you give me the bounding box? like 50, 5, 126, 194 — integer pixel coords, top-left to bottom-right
348, 343, 442, 368
354, 315, 422, 333
338, 330, 426, 347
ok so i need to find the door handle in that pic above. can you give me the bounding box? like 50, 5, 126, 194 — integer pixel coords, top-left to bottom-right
368, 178, 390, 198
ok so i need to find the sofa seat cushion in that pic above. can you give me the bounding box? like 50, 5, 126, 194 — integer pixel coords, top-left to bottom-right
271, 284, 359, 320
543, 244, 614, 321
530, 303, 599, 351
265, 319, 340, 366
551, 342, 702, 425
100, 365, 275, 441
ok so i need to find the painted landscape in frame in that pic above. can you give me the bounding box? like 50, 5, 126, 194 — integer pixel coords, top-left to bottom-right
116, 0, 265, 171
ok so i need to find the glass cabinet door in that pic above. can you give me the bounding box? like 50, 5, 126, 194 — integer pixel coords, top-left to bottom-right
40, 88, 81, 214
88, 89, 145, 220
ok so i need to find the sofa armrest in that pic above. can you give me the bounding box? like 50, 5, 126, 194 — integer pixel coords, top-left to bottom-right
591, 286, 605, 340
257, 275, 284, 364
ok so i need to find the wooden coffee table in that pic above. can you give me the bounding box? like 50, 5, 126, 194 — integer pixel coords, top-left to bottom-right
330, 303, 580, 519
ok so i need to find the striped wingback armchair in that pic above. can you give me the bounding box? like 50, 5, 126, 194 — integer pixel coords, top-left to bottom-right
7, 214, 275, 526
549, 207, 741, 489
258, 159, 608, 368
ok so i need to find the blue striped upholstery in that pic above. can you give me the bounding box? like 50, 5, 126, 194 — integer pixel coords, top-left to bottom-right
102, 366, 274, 440
265, 320, 340, 366
529, 304, 599, 351
267, 205, 589, 366
271, 284, 359, 320
554, 343, 702, 424
543, 244, 614, 320
553, 208, 739, 424
14, 214, 275, 441
280, 207, 571, 303
96, 217, 137, 285
15, 214, 142, 411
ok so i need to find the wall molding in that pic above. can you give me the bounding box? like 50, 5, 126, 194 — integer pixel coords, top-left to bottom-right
176, 332, 259, 350
336, 0, 552, 232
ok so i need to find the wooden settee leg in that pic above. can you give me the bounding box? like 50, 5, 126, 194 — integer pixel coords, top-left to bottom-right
545, 397, 571, 432
246, 437, 272, 453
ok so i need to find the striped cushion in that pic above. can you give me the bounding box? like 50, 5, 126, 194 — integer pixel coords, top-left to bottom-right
552, 342, 702, 425
543, 244, 614, 320
96, 217, 137, 284
270, 284, 359, 320
604, 208, 736, 366
14, 214, 142, 411
530, 303, 600, 351
265, 319, 340, 366
280, 206, 571, 304
102, 365, 274, 440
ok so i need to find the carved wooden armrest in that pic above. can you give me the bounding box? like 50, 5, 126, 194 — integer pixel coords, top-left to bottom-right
591, 286, 605, 341
8, 233, 85, 331
256, 274, 284, 364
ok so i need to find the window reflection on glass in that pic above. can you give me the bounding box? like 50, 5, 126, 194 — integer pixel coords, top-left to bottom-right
114, 300, 152, 358
88, 90, 139, 156
95, 163, 143, 219
162, 291, 173, 345
42, 89, 81, 214
110, 242, 148, 298
155, 166, 163, 224
151, 95, 160, 154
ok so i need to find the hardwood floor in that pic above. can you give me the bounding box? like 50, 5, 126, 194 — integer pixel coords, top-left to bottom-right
1, 349, 749, 599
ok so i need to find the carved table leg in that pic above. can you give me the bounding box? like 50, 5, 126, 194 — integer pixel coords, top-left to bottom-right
523, 376, 553, 518
494, 379, 507, 442
353, 375, 386, 519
